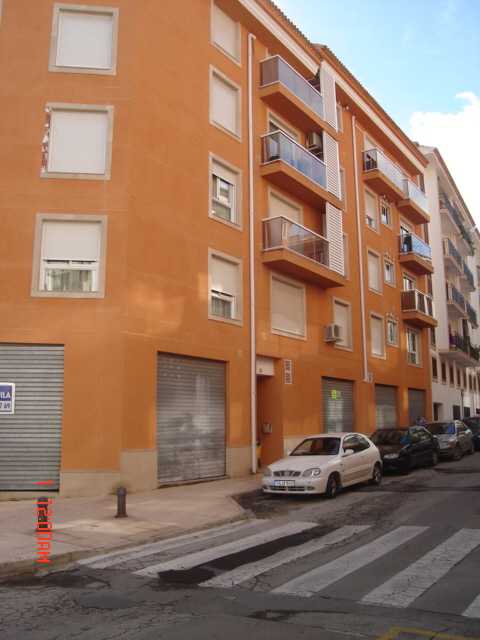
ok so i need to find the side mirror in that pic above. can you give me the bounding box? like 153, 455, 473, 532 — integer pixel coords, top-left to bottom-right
343, 449, 354, 457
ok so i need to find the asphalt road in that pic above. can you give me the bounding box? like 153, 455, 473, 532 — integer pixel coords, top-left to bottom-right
2, 454, 480, 640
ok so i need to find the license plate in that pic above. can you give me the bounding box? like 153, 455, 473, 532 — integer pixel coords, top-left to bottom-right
439, 443, 449, 449
274, 480, 295, 487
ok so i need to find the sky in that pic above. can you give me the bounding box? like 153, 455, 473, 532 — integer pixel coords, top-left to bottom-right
273, 0, 480, 223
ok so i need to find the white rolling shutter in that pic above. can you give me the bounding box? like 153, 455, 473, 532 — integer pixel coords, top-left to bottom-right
210, 255, 238, 296
371, 316, 384, 356
367, 252, 381, 291
212, 3, 239, 61
42, 221, 101, 261
320, 64, 337, 130
271, 277, 305, 336
325, 203, 344, 275
56, 10, 114, 69
324, 132, 341, 198
212, 73, 238, 135
268, 192, 302, 223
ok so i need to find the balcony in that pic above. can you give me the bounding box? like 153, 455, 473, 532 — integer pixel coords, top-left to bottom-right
446, 282, 466, 318
443, 238, 463, 276
401, 289, 437, 329
262, 216, 345, 288
467, 301, 478, 328
261, 131, 341, 208
439, 192, 474, 255
440, 333, 480, 367
362, 149, 405, 202
259, 56, 331, 134
398, 179, 430, 225
398, 233, 433, 275
461, 261, 475, 293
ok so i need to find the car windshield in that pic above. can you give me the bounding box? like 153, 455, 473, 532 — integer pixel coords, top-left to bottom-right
290, 437, 341, 456
370, 430, 409, 445
427, 422, 456, 435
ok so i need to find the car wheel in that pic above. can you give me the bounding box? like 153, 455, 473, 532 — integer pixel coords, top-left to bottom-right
325, 473, 341, 499
369, 462, 382, 486
429, 450, 439, 467
453, 445, 462, 461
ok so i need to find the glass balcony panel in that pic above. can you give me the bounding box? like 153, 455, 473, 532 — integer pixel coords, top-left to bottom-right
263, 216, 329, 268
467, 301, 478, 327
443, 238, 463, 268
262, 131, 327, 190
399, 233, 432, 260
362, 149, 405, 193
403, 179, 428, 213
463, 262, 475, 289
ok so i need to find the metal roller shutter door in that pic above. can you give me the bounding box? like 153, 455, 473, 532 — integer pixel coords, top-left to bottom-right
157, 353, 226, 484
375, 385, 397, 429
322, 378, 354, 433
408, 388, 426, 425
0, 344, 64, 491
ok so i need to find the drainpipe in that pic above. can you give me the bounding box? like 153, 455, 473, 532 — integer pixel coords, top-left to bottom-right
248, 33, 257, 474
351, 115, 369, 382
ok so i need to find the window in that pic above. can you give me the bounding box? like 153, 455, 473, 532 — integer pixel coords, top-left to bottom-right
463, 371, 467, 388
384, 258, 395, 286
365, 190, 378, 230
386, 318, 398, 346
210, 68, 240, 138
370, 314, 385, 357
333, 299, 352, 349
271, 275, 306, 338
340, 167, 347, 208
367, 251, 381, 292
268, 113, 299, 141
449, 365, 454, 386
50, 4, 118, 74
211, 1, 240, 62
209, 250, 242, 323
407, 328, 421, 365
42, 104, 113, 179
32, 215, 106, 298
268, 190, 302, 223
403, 273, 415, 291
336, 103, 343, 132
210, 157, 241, 226
457, 368, 461, 387
380, 200, 391, 226
441, 360, 447, 383
432, 357, 438, 380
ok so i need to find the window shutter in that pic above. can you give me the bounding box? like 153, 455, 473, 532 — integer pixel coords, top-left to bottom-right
320, 64, 337, 130
271, 278, 305, 336
371, 317, 384, 355
368, 253, 380, 290
212, 3, 239, 60
269, 192, 302, 222
211, 255, 238, 296
56, 10, 114, 69
334, 302, 350, 346
42, 221, 101, 261
212, 160, 236, 186
325, 203, 344, 275
212, 74, 238, 134
324, 132, 341, 198
365, 191, 376, 218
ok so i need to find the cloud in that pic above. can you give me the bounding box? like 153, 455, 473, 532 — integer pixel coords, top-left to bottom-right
409, 93, 480, 225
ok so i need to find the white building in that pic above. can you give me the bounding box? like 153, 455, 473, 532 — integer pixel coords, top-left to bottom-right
420, 146, 480, 420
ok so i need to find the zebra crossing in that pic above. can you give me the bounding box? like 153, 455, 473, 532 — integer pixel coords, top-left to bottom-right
79, 519, 480, 619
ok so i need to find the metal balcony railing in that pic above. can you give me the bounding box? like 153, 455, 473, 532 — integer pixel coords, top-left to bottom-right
467, 301, 478, 327
401, 289, 434, 318
399, 232, 432, 261
443, 238, 463, 269
262, 130, 327, 190
363, 148, 405, 193
449, 333, 480, 362
403, 179, 428, 213
263, 216, 329, 267
260, 56, 324, 121
463, 261, 475, 289
446, 283, 466, 311
440, 191, 474, 254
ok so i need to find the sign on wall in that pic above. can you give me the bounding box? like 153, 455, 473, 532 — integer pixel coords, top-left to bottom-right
0, 383, 15, 414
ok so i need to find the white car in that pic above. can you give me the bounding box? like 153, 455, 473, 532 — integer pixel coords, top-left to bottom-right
262, 432, 382, 499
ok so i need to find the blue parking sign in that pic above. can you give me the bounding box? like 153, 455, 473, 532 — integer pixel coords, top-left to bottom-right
0, 383, 15, 414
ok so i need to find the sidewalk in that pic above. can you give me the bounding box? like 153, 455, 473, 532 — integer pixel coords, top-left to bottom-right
0, 475, 261, 579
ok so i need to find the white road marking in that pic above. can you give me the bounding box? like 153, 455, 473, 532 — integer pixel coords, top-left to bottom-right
200, 525, 371, 589
362, 528, 480, 608
463, 593, 480, 618
273, 526, 427, 597
134, 521, 318, 577
79, 520, 265, 569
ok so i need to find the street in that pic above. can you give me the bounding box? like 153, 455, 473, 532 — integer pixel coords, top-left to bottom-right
1, 455, 480, 640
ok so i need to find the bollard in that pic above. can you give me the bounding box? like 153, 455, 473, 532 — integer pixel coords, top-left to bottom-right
36, 496, 51, 532
115, 486, 127, 518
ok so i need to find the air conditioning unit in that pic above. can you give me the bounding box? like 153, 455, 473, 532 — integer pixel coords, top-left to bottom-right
324, 323, 342, 343
307, 131, 323, 151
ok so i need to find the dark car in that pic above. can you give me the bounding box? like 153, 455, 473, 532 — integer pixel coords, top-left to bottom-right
425, 420, 474, 460
463, 417, 480, 451
370, 426, 438, 473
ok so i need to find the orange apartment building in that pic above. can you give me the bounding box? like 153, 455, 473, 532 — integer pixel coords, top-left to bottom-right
0, 0, 434, 497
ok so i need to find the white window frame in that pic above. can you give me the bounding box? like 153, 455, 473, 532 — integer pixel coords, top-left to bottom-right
41, 102, 114, 180
402, 272, 416, 291
208, 248, 243, 326
370, 313, 385, 359
384, 257, 396, 287
209, 66, 241, 140
367, 249, 382, 294
380, 199, 392, 227
333, 297, 352, 350
31, 213, 107, 299
209, 154, 242, 229
386, 317, 398, 347
210, 0, 241, 65
270, 273, 306, 340
365, 189, 378, 232
49, 4, 119, 75
406, 328, 421, 366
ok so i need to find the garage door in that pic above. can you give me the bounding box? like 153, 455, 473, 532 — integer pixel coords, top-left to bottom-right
322, 378, 354, 433
375, 385, 397, 429
0, 344, 64, 491
157, 353, 226, 484
408, 388, 426, 425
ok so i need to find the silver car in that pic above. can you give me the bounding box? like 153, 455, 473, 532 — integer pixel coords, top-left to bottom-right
425, 420, 474, 460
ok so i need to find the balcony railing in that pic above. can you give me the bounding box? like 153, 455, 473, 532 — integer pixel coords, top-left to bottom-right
401, 289, 434, 317
260, 56, 324, 121
263, 216, 329, 267
446, 283, 466, 311
262, 131, 327, 190
463, 261, 475, 289
467, 301, 478, 327
440, 191, 474, 254
403, 179, 428, 213
399, 232, 432, 261
449, 333, 480, 362
443, 238, 463, 269
363, 149, 405, 193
